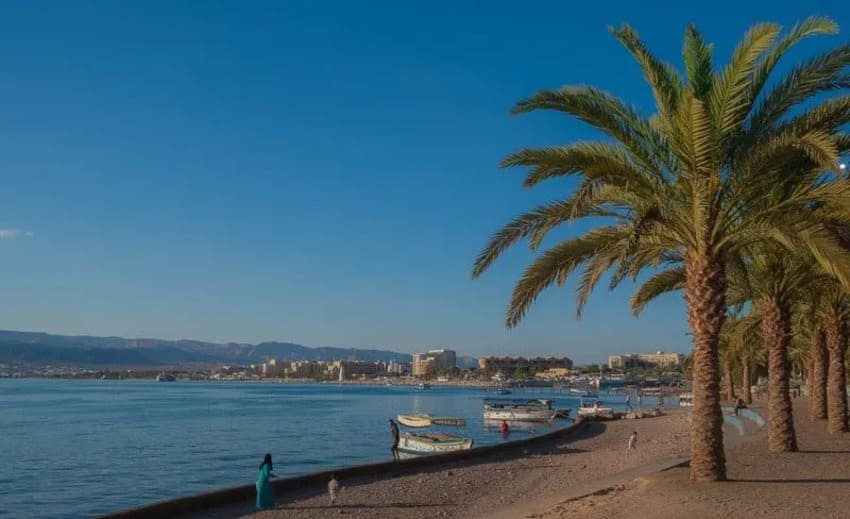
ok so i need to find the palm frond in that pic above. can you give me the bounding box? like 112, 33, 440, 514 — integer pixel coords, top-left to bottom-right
630, 267, 686, 316
711, 23, 780, 138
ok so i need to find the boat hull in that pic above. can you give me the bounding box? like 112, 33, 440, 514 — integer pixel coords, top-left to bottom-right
482, 409, 555, 422
397, 414, 466, 427
578, 407, 615, 419
398, 433, 473, 454
397, 415, 431, 427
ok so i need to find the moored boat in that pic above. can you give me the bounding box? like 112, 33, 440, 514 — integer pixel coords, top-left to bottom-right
577, 400, 615, 419
397, 414, 466, 427
156, 373, 175, 382
482, 399, 556, 422
416, 383, 431, 390
678, 392, 693, 407
398, 432, 473, 454
568, 388, 598, 398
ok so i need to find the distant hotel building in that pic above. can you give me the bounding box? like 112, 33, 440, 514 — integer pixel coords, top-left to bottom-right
412, 349, 456, 376
607, 352, 685, 370
477, 356, 573, 373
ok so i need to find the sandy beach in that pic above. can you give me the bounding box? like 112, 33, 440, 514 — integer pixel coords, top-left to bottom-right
190, 409, 694, 519
548, 399, 850, 519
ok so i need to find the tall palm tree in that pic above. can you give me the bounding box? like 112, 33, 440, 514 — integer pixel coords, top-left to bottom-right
726, 312, 763, 405
473, 19, 850, 481
726, 251, 819, 451
816, 284, 850, 433
808, 326, 827, 420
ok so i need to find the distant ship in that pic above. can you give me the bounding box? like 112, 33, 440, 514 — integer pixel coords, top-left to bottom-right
156, 373, 175, 382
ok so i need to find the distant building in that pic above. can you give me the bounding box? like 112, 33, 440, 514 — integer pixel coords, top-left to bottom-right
478, 356, 573, 374
386, 360, 408, 376
325, 360, 381, 380
534, 367, 572, 381
607, 352, 685, 370
262, 358, 282, 377
412, 349, 456, 376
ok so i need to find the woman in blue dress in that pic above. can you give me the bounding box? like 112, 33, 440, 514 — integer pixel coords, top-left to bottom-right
256, 453, 276, 510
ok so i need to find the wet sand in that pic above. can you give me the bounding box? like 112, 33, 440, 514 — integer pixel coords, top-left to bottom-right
190, 409, 693, 519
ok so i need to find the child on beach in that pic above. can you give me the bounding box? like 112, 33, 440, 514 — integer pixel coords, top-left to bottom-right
627, 431, 637, 452
328, 474, 340, 503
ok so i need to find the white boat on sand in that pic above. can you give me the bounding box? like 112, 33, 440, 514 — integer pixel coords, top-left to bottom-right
577, 400, 615, 419
398, 432, 473, 454
483, 399, 556, 422
397, 414, 466, 428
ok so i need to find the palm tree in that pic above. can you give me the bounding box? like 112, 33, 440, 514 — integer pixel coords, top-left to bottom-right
808, 326, 827, 420
473, 19, 850, 481
816, 284, 850, 433
727, 252, 817, 451
726, 312, 763, 405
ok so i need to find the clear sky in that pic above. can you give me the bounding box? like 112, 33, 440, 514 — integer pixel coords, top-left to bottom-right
0, 1, 847, 363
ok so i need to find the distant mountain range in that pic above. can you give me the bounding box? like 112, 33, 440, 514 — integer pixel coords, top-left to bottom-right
0, 330, 420, 368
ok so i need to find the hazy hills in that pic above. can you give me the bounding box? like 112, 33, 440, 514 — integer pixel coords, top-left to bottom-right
0, 330, 415, 368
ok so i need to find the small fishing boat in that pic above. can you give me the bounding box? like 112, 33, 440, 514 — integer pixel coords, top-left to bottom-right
678, 392, 694, 407
398, 432, 473, 454
493, 388, 512, 395
156, 373, 175, 382
416, 383, 431, 390
397, 414, 466, 428
482, 399, 556, 422
577, 400, 615, 419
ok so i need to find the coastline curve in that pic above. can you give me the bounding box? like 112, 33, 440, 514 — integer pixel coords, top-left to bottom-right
98, 417, 587, 519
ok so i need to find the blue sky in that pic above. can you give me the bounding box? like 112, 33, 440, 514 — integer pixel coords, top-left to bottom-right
0, 1, 846, 363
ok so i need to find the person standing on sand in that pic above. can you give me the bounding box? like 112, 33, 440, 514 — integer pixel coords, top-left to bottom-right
388, 419, 400, 460
328, 474, 340, 503
500, 420, 510, 437
636, 391, 643, 409
256, 453, 276, 510
627, 431, 637, 452
625, 392, 633, 411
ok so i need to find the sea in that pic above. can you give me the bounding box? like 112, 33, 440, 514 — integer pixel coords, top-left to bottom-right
0, 379, 632, 518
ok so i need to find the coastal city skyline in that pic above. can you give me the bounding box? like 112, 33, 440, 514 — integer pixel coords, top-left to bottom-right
0, 326, 686, 365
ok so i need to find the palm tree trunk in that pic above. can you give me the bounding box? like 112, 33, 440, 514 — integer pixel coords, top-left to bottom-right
825, 313, 848, 434
684, 254, 726, 481
760, 299, 797, 452
810, 327, 827, 421
741, 355, 752, 405
723, 357, 736, 401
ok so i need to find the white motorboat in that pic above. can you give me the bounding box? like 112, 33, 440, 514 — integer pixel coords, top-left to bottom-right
398, 432, 473, 454
482, 399, 556, 422
678, 392, 694, 407
578, 400, 615, 419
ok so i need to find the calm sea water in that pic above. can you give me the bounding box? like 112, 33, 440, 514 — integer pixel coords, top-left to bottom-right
0, 379, 623, 518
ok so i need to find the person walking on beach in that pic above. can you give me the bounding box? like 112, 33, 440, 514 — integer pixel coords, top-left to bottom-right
636, 391, 643, 409
627, 431, 637, 453
389, 419, 400, 461
255, 453, 276, 510
500, 420, 510, 437
625, 392, 633, 411
328, 474, 340, 503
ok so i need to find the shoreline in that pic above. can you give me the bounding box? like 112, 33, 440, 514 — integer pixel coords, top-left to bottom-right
187, 408, 693, 519
100, 408, 692, 519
